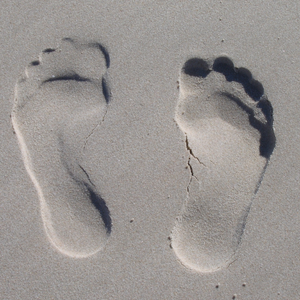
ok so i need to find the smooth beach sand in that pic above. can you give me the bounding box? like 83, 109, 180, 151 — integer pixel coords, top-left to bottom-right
1, 1, 300, 299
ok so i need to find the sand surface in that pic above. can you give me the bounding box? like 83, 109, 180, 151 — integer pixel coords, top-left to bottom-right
1, 1, 300, 299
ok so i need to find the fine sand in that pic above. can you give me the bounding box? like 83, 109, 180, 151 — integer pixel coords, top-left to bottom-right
1, 1, 300, 299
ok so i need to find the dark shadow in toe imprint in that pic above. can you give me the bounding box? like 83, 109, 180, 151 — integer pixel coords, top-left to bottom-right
213, 56, 263, 101
30, 60, 40, 66
182, 58, 210, 78
42, 48, 56, 54
182, 57, 276, 159
212, 57, 276, 158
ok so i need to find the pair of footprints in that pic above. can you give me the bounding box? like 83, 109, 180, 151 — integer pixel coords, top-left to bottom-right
12, 38, 275, 273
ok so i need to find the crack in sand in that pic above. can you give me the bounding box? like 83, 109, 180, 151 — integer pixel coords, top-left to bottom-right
78, 164, 95, 187
185, 135, 203, 194
186, 157, 196, 194
185, 135, 206, 167
82, 106, 108, 153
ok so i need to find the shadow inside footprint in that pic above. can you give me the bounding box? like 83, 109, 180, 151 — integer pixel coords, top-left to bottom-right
183, 58, 211, 78
213, 56, 264, 101
86, 185, 112, 235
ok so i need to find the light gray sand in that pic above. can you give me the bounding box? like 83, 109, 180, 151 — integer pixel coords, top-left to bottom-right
1, 1, 300, 299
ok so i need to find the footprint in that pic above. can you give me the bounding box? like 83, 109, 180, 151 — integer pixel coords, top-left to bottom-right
11, 38, 112, 258
171, 56, 275, 272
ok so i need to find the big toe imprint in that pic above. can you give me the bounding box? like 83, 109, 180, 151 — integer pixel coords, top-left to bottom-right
171, 56, 275, 272
11, 38, 111, 258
